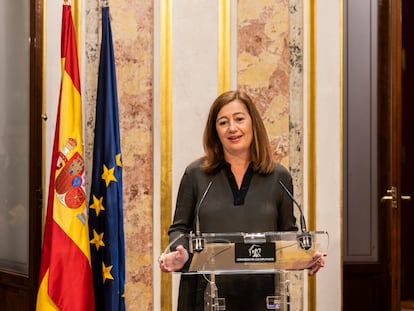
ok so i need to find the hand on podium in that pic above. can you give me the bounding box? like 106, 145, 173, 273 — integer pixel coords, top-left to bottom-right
159, 245, 189, 272
307, 252, 327, 276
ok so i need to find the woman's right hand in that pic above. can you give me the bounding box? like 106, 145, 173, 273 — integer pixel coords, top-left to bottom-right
158, 245, 189, 272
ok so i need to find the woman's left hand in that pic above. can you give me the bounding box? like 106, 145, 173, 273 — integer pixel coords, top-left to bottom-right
308, 252, 327, 276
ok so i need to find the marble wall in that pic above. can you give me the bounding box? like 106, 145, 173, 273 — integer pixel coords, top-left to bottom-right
81, 0, 302, 310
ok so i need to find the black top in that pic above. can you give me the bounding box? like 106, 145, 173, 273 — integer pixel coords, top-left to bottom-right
168, 158, 298, 310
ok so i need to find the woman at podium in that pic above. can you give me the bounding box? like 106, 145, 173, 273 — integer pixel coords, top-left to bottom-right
159, 90, 325, 310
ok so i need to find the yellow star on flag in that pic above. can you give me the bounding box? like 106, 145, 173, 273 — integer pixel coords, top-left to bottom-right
102, 164, 117, 187
90, 195, 105, 216
116, 153, 122, 167
90, 229, 105, 251
102, 262, 114, 284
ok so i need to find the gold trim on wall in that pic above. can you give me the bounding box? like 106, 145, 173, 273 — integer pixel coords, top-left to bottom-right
218, 0, 231, 93
160, 0, 172, 309
307, 0, 317, 310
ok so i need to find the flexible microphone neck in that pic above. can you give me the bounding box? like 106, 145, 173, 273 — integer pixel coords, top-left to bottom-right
195, 181, 213, 236
279, 180, 312, 250
192, 181, 212, 253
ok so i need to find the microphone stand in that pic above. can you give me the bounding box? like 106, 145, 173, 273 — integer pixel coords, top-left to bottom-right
279, 181, 312, 250
191, 181, 213, 253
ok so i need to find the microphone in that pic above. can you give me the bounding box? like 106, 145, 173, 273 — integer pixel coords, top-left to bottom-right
191, 180, 213, 252
279, 180, 312, 250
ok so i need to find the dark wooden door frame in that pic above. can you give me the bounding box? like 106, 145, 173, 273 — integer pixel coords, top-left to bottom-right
389, 1, 402, 309
378, 0, 402, 310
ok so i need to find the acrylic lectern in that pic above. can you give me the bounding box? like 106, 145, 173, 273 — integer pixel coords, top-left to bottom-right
163, 231, 329, 311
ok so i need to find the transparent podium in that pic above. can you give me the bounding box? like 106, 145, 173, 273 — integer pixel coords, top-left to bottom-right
164, 231, 329, 311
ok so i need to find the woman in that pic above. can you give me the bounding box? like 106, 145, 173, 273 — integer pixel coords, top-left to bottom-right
159, 90, 325, 310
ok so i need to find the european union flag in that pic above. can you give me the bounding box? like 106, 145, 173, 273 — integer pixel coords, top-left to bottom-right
88, 5, 126, 311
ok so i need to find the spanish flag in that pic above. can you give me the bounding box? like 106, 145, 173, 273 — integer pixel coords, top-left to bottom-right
36, 4, 95, 310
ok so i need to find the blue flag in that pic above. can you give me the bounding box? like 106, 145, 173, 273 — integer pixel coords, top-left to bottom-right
88, 6, 126, 311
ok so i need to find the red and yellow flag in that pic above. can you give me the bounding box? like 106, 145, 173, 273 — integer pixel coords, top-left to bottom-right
36, 4, 95, 310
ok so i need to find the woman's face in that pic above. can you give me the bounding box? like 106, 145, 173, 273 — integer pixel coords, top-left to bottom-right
215, 99, 253, 160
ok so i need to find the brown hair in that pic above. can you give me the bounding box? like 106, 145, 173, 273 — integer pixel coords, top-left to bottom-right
202, 90, 274, 174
